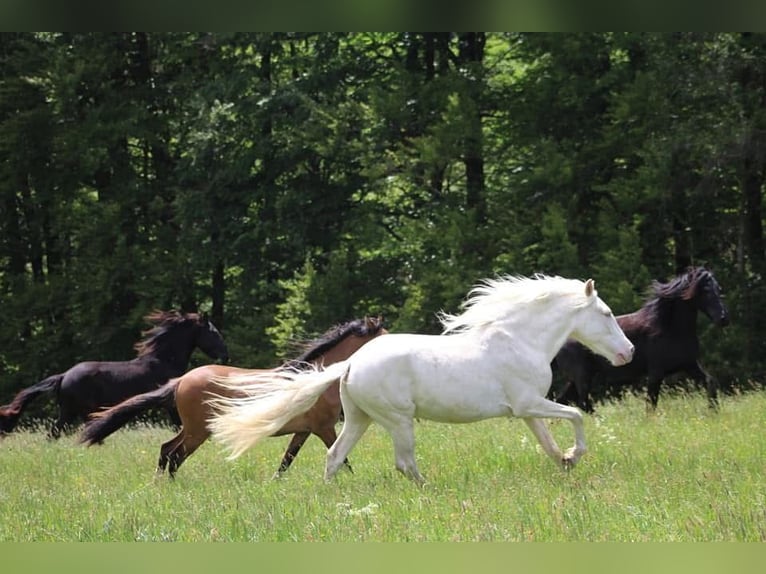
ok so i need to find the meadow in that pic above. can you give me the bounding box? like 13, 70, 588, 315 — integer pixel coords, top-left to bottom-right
0, 391, 764, 542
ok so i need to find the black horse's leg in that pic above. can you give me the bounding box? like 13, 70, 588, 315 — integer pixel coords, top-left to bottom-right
554, 381, 576, 405
687, 361, 719, 410
646, 374, 664, 410
274, 432, 310, 477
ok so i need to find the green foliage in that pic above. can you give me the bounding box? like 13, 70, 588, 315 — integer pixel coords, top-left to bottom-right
266, 258, 316, 358
591, 214, 652, 314
524, 203, 583, 278
2, 33, 766, 404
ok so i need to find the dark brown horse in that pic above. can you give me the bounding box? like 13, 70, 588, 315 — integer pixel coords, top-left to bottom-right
80, 316, 386, 478
0, 310, 228, 438
553, 267, 729, 412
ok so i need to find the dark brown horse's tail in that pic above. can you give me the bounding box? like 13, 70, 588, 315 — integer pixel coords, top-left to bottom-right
0, 374, 64, 434
79, 379, 179, 446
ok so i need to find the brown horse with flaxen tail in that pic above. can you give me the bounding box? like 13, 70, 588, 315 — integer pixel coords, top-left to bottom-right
79, 316, 386, 478
0, 310, 228, 438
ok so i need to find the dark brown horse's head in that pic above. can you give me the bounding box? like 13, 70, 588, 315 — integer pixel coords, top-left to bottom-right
681, 267, 729, 327
0, 406, 21, 434
635, 267, 729, 334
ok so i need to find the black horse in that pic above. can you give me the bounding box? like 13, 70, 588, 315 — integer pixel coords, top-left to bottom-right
0, 310, 228, 437
553, 267, 729, 412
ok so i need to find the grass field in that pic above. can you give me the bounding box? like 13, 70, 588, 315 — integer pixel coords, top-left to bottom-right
1, 391, 764, 541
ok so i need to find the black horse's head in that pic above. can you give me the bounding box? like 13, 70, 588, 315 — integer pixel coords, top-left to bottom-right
134, 310, 228, 369
690, 268, 730, 327
194, 314, 229, 363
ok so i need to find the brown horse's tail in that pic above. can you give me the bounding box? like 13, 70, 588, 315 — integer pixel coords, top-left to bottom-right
0, 374, 64, 434
79, 379, 179, 446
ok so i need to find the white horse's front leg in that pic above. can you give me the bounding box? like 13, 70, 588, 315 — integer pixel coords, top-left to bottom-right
523, 418, 563, 462
516, 396, 587, 468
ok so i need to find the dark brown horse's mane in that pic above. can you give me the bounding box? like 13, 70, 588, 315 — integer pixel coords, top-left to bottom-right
134, 310, 202, 357
633, 267, 711, 332
651, 266, 710, 301
288, 316, 385, 366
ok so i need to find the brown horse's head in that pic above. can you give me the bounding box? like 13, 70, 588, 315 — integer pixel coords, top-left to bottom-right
289, 316, 387, 368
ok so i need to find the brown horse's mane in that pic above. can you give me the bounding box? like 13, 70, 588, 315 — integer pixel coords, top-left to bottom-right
631, 267, 711, 332
134, 310, 202, 358
287, 316, 385, 366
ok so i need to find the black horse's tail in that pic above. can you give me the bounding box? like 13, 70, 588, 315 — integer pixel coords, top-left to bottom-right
79, 379, 179, 446
0, 374, 64, 434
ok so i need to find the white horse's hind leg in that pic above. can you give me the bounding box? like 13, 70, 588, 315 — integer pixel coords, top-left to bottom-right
378, 415, 424, 484
514, 396, 587, 468
324, 399, 371, 481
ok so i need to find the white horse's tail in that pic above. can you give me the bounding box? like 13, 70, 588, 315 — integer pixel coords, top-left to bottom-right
207, 361, 350, 460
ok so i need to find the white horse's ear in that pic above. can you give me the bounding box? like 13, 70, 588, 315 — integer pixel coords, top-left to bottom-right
585, 278, 595, 297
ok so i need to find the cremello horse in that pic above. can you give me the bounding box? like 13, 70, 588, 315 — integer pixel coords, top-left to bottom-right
209, 275, 634, 484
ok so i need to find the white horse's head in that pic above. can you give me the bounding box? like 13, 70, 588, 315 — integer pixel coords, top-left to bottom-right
569, 279, 634, 367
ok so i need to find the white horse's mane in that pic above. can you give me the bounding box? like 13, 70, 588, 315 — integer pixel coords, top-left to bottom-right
439, 274, 592, 334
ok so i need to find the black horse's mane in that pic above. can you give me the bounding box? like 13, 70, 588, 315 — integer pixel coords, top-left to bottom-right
634, 267, 711, 330
287, 316, 385, 366
134, 310, 202, 358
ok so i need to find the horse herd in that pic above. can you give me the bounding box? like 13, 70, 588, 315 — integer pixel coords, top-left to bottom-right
0, 267, 728, 484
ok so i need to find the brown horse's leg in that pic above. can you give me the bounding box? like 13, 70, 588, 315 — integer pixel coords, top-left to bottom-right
275, 432, 310, 476
158, 431, 185, 476
169, 434, 206, 478
314, 425, 352, 473
158, 431, 206, 479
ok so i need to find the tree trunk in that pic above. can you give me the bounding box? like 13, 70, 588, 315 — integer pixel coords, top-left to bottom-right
458, 33, 487, 225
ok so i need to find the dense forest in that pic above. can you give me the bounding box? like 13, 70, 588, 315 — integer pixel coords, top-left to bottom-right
2, 33, 765, 411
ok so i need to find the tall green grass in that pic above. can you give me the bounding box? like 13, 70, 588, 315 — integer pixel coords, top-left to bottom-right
1, 392, 763, 541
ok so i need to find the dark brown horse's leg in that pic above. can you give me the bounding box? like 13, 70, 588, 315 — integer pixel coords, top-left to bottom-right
554, 381, 577, 405
556, 377, 595, 413
48, 401, 76, 440
580, 371, 601, 413
573, 377, 595, 413
274, 432, 310, 476
48, 420, 63, 440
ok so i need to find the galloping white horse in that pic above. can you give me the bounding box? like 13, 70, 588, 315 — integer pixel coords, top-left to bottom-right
209, 275, 634, 484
